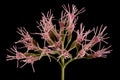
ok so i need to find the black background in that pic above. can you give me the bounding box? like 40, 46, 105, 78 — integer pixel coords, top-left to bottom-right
0, 0, 119, 80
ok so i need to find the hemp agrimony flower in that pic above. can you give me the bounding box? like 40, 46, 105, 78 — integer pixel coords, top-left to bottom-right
6, 4, 112, 80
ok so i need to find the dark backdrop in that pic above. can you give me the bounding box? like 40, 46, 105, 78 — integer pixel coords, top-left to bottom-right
0, 0, 118, 80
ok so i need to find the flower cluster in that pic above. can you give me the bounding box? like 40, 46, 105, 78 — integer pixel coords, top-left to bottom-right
6, 4, 112, 72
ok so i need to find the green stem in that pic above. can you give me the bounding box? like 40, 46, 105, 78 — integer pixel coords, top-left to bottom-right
65, 58, 75, 68
61, 58, 75, 80
62, 30, 67, 49
50, 55, 62, 66
61, 66, 65, 80
61, 57, 65, 80
65, 34, 72, 49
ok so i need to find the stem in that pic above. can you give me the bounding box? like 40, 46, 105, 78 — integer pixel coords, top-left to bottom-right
62, 30, 67, 49
51, 55, 76, 80
65, 34, 72, 49
61, 58, 75, 80
61, 57, 65, 80
50, 55, 62, 66
65, 58, 75, 68
61, 66, 65, 80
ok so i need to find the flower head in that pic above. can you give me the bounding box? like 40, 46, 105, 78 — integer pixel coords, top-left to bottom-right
92, 45, 112, 58
6, 4, 112, 74
33, 10, 55, 42
62, 4, 85, 23
20, 56, 38, 72
6, 46, 26, 67
7, 46, 26, 60
59, 11, 67, 29
58, 49, 71, 60
39, 10, 54, 33
48, 39, 61, 50
62, 4, 85, 34
90, 25, 109, 45
15, 27, 38, 51
76, 23, 91, 44
35, 10, 54, 35
39, 47, 53, 62
40, 32, 50, 40
16, 27, 32, 42
75, 25, 110, 59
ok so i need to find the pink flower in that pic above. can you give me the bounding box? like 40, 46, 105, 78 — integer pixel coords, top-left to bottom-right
6, 46, 26, 67
35, 10, 54, 34
77, 49, 86, 58
20, 56, 38, 72
34, 10, 54, 41
80, 25, 109, 52
92, 45, 112, 58
76, 44, 88, 58
15, 27, 38, 51
62, 4, 85, 24
39, 47, 53, 62
76, 25, 109, 58
67, 23, 76, 35
16, 27, 32, 43
59, 11, 67, 29
38, 10, 54, 33
55, 41, 61, 49
40, 32, 50, 40
51, 27, 62, 41
58, 49, 71, 60
41, 47, 52, 54
76, 23, 91, 44
5, 4, 112, 74
62, 4, 85, 34
90, 25, 109, 45
48, 39, 61, 50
